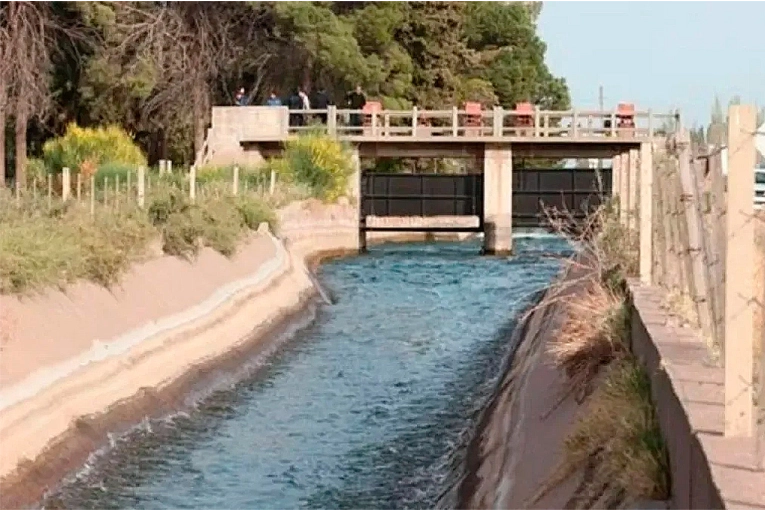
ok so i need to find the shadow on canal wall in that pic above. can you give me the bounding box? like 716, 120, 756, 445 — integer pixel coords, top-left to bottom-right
0, 199, 475, 509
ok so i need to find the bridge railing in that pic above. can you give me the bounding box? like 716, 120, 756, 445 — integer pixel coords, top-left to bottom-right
285, 106, 680, 140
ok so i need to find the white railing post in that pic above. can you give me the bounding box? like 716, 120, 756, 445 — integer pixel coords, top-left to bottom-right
452, 106, 459, 136
492, 106, 503, 137
232, 165, 239, 196
269, 169, 276, 195
327, 105, 337, 136
412, 107, 418, 137
533, 106, 541, 137
572, 109, 579, 138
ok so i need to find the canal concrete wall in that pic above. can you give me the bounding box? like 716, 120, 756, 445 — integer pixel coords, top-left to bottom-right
0, 199, 470, 508
458, 264, 765, 508
456, 258, 590, 509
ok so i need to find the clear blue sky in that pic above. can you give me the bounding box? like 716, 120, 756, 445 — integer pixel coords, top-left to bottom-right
537, 1, 765, 128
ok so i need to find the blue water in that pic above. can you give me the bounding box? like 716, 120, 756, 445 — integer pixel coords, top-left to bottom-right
45, 238, 570, 510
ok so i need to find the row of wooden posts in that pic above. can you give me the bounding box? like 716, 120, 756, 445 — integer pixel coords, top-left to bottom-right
626, 104, 763, 442
19, 165, 277, 211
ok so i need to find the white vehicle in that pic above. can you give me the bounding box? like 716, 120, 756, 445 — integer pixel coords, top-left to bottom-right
755, 168, 765, 209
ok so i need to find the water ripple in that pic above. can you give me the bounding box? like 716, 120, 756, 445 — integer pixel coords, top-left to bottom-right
45, 238, 571, 510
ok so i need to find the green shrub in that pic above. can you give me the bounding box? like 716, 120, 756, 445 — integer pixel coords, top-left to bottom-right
196, 163, 271, 190
0, 206, 154, 293
95, 162, 138, 183
0, 183, 276, 294
26, 158, 47, 183
234, 195, 277, 232
42, 123, 147, 175
271, 130, 354, 202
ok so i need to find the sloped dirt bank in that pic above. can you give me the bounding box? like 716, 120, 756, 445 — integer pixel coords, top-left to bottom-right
0, 200, 403, 509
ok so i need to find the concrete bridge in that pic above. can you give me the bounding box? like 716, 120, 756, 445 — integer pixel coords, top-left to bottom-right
200, 105, 678, 254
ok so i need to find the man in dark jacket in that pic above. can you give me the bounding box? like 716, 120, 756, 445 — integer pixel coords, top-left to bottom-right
235, 87, 248, 106
346, 85, 366, 129
311, 87, 331, 124
287, 88, 304, 127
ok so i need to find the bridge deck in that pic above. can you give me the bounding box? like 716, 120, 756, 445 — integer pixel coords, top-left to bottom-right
204, 106, 675, 164
211, 106, 679, 144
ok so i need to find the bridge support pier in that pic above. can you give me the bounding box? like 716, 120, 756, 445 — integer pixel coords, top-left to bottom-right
349, 146, 365, 253
482, 144, 513, 256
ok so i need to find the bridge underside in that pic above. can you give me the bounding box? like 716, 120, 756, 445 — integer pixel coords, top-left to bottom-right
249, 139, 640, 160
360, 168, 611, 233
238, 138, 643, 256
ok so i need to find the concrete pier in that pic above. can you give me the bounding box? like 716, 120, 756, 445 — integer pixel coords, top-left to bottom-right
482, 144, 513, 255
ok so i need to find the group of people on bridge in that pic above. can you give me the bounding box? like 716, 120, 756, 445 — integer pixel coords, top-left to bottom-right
234, 85, 368, 128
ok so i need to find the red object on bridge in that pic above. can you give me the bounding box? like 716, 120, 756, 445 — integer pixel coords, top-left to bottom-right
463, 102, 483, 130
363, 101, 382, 127
616, 102, 635, 129
514, 102, 534, 128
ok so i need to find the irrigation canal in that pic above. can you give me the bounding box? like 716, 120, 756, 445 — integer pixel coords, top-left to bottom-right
44, 237, 571, 509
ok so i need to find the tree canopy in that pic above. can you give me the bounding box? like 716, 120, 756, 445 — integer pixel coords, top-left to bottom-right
0, 1, 569, 182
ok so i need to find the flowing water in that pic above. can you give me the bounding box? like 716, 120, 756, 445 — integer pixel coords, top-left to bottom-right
45, 237, 570, 510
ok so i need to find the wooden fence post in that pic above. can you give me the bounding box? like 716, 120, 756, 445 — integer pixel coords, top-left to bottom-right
232, 166, 239, 196
62, 167, 71, 201
269, 169, 276, 195
189, 165, 197, 202
677, 137, 714, 344
628, 148, 639, 232
90, 175, 95, 216
707, 150, 727, 351
724, 104, 756, 438
639, 142, 653, 284
47, 174, 52, 208
620, 152, 630, 224
76, 173, 82, 203
137, 166, 146, 209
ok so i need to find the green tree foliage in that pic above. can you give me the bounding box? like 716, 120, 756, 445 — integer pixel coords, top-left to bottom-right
2, 0, 569, 175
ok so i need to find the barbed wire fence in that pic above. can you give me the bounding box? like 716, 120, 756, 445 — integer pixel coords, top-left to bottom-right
645, 105, 764, 465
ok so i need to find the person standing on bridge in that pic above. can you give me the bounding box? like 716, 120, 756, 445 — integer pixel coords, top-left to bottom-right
235, 87, 248, 106
265, 90, 282, 107
311, 87, 331, 124
346, 85, 366, 130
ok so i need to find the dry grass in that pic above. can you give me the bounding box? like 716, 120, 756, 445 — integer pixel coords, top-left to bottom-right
547, 281, 629, 401
526, 198, 669, 507
557, 359, 670, 508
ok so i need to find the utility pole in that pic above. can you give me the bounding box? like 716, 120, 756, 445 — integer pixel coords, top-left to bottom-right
598, 85, 604, 171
